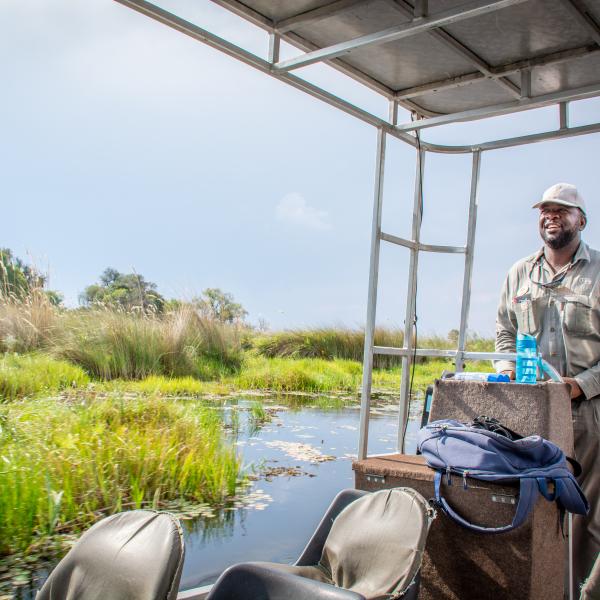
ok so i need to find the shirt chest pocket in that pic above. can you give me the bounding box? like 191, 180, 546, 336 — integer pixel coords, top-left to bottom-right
515, 298, 539, 335
563, 295, 595, 336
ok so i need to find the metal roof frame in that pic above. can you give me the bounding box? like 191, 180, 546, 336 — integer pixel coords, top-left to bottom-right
115, 0, 600, 457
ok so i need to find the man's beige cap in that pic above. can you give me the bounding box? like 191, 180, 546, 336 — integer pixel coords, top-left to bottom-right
532, 182, 586, 215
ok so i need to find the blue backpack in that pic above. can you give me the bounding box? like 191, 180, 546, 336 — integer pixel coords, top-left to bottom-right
417, 419, 589, 534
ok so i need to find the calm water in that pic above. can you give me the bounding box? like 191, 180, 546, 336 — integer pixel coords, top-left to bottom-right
179, 398, 421, 591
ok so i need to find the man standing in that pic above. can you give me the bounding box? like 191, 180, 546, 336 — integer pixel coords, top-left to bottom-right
495, 183, 599, 594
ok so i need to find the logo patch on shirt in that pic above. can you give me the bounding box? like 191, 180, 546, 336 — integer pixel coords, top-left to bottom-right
573, 277, 592, 294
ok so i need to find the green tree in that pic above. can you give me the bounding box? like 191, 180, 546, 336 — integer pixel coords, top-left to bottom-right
80, 268, 165, 312
0, 248, 57, 301
45, 290, 64, 307
196, 288, 247, 323
447, 329, 459, 344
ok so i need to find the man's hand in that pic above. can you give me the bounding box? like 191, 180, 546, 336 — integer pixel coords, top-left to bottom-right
563, 377, 583, 399
500, 369, 516, 380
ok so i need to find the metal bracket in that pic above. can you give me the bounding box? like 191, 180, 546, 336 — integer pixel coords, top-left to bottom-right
491, 493, 517, 505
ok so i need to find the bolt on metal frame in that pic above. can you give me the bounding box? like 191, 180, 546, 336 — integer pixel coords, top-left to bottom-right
115, 0, 600, 459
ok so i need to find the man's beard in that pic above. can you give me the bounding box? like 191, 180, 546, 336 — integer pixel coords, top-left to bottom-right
541, 226, 578, 250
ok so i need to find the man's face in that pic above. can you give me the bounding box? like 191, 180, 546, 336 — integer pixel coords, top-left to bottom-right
538, 202, 585, 250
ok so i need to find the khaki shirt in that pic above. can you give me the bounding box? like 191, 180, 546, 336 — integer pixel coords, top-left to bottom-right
495, 242, 600, 399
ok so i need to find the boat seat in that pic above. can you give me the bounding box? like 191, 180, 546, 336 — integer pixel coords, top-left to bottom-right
206, 487, 434, 600
37, 510, 185, 600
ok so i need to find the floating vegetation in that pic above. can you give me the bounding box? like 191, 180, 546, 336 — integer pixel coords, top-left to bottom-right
264, 440, 336, 464
261, 465, 314, 481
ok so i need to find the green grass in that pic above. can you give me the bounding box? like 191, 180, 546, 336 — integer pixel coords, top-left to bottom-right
232, 356, 495, 395
54, 308, 243, 380
0, 354, 89, 402
248, 400, 269, 422
0, 395, 242, 556
98, 375, 233, 397
0, 352, 496, 403
254, 327, 495, 367
232, 356, 363, 392
254, 326, 404, 368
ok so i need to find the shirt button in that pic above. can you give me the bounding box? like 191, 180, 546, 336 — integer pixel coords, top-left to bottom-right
550, 327, 555, 332
551, 351, 558, 356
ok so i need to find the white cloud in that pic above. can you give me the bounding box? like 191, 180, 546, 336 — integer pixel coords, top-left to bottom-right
276, 193, 331, 231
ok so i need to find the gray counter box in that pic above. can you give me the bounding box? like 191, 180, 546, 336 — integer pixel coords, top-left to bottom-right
353, 380, 573, 600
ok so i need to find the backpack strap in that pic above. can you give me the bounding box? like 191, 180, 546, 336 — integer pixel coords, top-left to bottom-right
434, 471, 539, 534
555, 477, 590, 515
536, 477, 557, 501
566, 456, 582, 477
537, 475, 589, 515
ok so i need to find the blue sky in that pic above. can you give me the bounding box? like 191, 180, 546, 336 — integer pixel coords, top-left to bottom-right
2, 0, 599, 336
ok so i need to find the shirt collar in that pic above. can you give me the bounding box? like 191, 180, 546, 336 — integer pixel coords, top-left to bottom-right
530, 241, 590, 268
572, 241, 590, 264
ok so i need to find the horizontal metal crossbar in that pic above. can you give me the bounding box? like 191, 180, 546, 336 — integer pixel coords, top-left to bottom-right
273, 0, 529, 72
474, 120, 600, 151
177, 585, 212, 600
394, 44, 600, 100
381, 232, 466, 253
396, 81, 600, 131
373, 347, 518, 361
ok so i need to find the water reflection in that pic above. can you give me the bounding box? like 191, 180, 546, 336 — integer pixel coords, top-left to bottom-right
179, 397, 421, 590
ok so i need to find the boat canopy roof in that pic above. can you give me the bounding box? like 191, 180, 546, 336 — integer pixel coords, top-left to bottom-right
211, 0, 600, 132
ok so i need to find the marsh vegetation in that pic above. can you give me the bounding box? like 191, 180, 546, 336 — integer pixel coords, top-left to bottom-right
0, 270, 494, 591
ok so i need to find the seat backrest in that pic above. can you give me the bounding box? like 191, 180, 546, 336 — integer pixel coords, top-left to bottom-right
319, 488, 433, 600
37, 510, 185, 600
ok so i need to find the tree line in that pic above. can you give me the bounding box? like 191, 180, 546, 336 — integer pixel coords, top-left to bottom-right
0, 249, 247, 324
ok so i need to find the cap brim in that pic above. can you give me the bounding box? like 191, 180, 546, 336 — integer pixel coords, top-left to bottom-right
532, 199, 582, 211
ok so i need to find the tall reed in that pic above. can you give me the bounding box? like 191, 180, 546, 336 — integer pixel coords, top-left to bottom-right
0, 291, 57, 353
0, 395, 242, 555
54, 307, 243, 380
234, 356, 363, 392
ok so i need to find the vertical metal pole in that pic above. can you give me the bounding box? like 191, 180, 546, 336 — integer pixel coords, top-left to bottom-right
398, 147, 425, 453
456, 150, 481, 372
389, 99, 399, 126
268, 33, 280, 64
358, 128, 387, 460
568, 513, 574, 600
560, 102, 569, 130
520, 68, 532, 99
